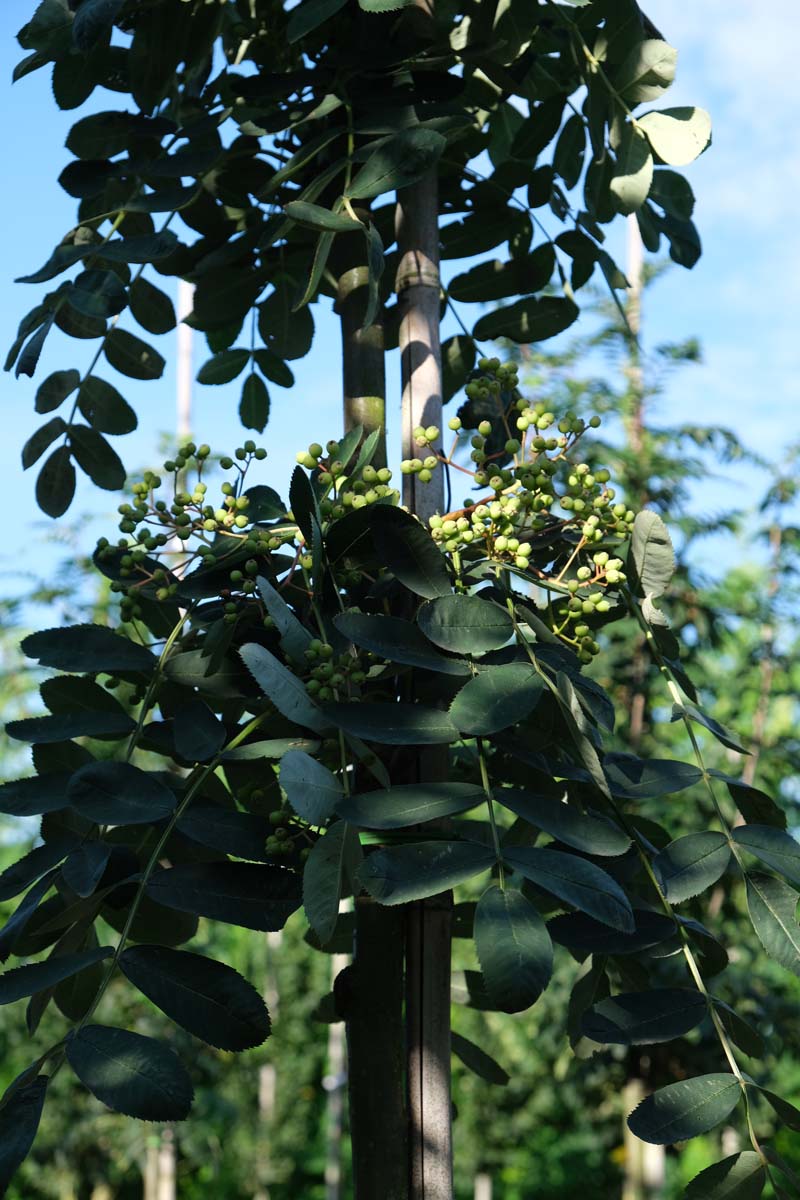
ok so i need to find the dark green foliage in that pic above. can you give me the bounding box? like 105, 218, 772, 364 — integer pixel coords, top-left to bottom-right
119, 946, 270, 1051
66, 1025, 193, 1120
474, 886, 553, 1013
627, 1074, 741, 1145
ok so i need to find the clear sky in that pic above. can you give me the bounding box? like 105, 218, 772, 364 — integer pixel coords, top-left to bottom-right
0, 1, 796, 609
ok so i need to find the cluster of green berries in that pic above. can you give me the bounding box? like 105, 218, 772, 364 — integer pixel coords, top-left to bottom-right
462, 356, 520, 403
400, 425, 440, 482
264, 804, 310, 859
296, 440, 398, 515
301, 639, 367, 702
95, 440, 296, 620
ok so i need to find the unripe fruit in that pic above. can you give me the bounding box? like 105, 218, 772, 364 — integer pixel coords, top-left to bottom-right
478, 420, 492, 437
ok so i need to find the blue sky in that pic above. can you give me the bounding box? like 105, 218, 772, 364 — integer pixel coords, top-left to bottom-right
0, 1, 796, 608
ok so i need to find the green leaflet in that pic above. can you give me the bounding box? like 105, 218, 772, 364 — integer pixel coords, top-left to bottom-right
358, 841, 495, 905
474, 885, 552, 1013
732, 825, 800, 888
745, 874, 800, 976
258, 290, 314, 361
473, 296, 579, 344
649, 169, 695, 220
77, 377, 137, 435
69, 425, 126, 490
614, 39, 677, 105
450, 1031, 509, 1086
66, 1025, 193, 1121
713, 1001, 764, 1059
604, 753, 701, 799
197, 349, 250, 386
449, 664, 544, 735
176, 805, 272, 862
549, 909, 675, 956
638, 107, 712, 166
68, 269, 127, 319
240, 643, 328, 733
712, 773, 786, 829
302, 820, 361, 944
582, 988, 706, 1045
610, 123, 653, 214
628, 509, 675, 600
239, 374, 271, 436
496, 789, 630, 857
369, 505, 451, 599
146, 862, 302, 931
758, 1086, 800, 1132
448, 247, 555, 304
119, 946, 270, 1052
172, 698, 226, 763
674, 703, 748, 754
67, 761, 176, 825
333, 611, 468, 676
128, 276, 175, 335
346, 128, 446, 201
685, 1152, 765, 1199
22, 416, 66, 469
104, 329, 164, 381
0, 1077, 48, 1193
284, 200, 362, 232
0, 838, 80, 902
0, 947, 112, 1004
627, 1074, 740, 1145
35, 368, 79, 413
0, 775, 73, 817
337, 782, 484, 830
6, 710, 134, 744
222, 738, 320, 761
62, 842, 113, 898
417, 594, 512, 655
257, 577, 311, 662
322, 701, 459, 746
21, 624, 155, 674
504, 846, 634, 932
280, 751, 343, 824
653, 832, 731, 903
36, 448, 76, 518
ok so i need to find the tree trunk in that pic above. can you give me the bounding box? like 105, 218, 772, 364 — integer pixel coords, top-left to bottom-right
396, 157, 453, 1200
335, 220, 408, 1200
324, 952, 349, 1200
255, 930, 281, 1200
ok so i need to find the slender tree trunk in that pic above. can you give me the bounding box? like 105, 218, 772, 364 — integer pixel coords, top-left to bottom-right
324, 951, 349, 1200
143, 279, 194, 1200
621, 222, 663, 1199
176, 280, 194, 442
335, 222, 408, 1200
253, 930, 281, 1199
473, 1174, 492, 1200
741, 523, 781, 791
624, 217, 648, 750
396, 154, 454, 1200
